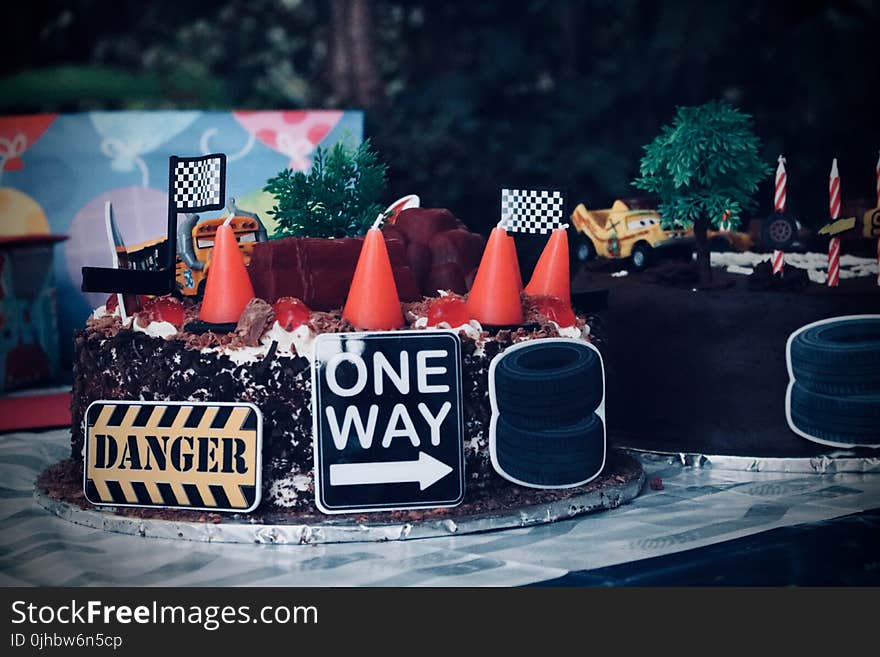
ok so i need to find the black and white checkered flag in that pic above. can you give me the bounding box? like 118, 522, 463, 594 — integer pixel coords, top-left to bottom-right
170, 153, 226, 213
500, 188, 565, 234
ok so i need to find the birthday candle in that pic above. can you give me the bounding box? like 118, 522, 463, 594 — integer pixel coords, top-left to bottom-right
774, 155, 787, 213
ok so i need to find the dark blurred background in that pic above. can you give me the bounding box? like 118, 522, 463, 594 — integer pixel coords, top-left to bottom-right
1, 0, 878, 232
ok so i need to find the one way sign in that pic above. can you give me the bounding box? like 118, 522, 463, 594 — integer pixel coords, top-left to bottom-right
312, 331, 465, 514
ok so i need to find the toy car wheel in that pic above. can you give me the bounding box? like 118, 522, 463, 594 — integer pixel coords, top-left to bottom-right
631, 243, 652, 270
569, 233, 596, 270
762, 213, 797, 250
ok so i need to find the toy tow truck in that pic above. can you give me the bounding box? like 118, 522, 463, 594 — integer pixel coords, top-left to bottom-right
117, 199, 268, 297
175, 199, 268, 296
569, 199, 752, 270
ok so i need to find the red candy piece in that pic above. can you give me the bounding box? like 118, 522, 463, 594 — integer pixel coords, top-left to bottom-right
105, 294, 118, 313
532, 295, 576, 328
142, 296, 185, 328
273, 297, 311, 331
426, 295, 472, 327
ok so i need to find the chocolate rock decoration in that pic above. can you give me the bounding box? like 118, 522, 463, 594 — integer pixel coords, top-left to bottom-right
248, 236, 419, 310
390, 208, 485, 296
247, 208, 485, 308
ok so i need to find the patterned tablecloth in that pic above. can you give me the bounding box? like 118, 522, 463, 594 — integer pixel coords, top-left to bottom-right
2, 430, 880, 586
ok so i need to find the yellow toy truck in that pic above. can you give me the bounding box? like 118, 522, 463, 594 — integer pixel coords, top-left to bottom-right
570, 199, 689, 270
862, 204, 880, 240
570, 199, 750, 270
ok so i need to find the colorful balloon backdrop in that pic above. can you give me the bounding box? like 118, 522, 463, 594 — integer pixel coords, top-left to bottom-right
0, 110, 363, 366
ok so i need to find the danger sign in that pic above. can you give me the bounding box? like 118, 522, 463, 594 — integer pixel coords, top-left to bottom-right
311, 331, 465, 514
83, 400, 262, 513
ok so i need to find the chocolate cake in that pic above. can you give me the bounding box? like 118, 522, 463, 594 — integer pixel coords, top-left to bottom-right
69, 295, 597, 514
578, 260, 880, 457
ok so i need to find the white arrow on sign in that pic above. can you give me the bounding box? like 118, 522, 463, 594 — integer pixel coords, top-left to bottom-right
329, 452, 453, 491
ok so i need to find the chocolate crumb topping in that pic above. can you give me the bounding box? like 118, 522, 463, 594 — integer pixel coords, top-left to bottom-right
184, 330, 235, 349
402, 298, 433, 323
520, 293, 561, 330
85, 313, 123, 337
308, 310, 354, 334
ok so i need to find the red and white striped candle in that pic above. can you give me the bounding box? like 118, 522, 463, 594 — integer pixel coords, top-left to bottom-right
772, 155, 787, 275
875, 150, 879, 208
774, 155, 787, 212
771, 249, 785, 275
828, 237, 841, 287
827, 159, 841, 287
829, 158, 841, 220
876, 235, 879, 287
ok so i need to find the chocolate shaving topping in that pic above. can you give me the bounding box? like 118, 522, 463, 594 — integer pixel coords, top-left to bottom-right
308, 310, 354, 334
85, 313, 123, 338
402, 299, 433, 323
520, 293, 560, 330
234, 298, 275, 346
184, 330, 234, 349
257, 340, 279, 376
182, 300, 201, 326
85, 291, 590, 355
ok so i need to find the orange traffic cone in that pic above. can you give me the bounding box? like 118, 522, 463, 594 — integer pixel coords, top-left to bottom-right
199, 223, 255, 324
505, 233, 523, 291
467, 227, 523, 326
525, 227, 570, 303
343, 228, 405, 330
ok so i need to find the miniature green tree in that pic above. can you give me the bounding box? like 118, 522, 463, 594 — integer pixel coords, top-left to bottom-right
264, 139, 387, 239
633, 100, 770, 285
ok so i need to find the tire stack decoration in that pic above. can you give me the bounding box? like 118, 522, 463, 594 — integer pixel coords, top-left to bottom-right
786, 315, 880, 448
488, 338, 606, 488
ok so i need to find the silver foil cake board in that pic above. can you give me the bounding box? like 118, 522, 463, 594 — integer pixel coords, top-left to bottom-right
33, 469, 644, 546
628, 448, 880, 474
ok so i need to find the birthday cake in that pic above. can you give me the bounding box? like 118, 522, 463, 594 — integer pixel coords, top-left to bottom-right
66, 294, 595, 514
58, 211, 619, 518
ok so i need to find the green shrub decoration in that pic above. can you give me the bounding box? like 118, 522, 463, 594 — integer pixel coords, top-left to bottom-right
633, 100, 770, 233
264, 139, 388, 239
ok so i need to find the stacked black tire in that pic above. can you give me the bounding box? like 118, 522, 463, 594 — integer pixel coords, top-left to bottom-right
789, 317, 880, 447
493, 342, 605, 486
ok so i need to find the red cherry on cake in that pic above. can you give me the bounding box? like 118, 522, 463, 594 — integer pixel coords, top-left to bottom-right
104, 294, 118, 313
426, 295, 472, 327
273, 297, 311, 331
532, 295, 576, 328
142, 296, 185, 328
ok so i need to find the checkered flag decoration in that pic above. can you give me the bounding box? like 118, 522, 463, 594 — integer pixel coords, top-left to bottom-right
171, 153, 226, 213
499, 188, 566, 234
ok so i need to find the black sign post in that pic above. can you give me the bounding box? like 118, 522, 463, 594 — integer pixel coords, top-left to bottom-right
312, 331, 465, 514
